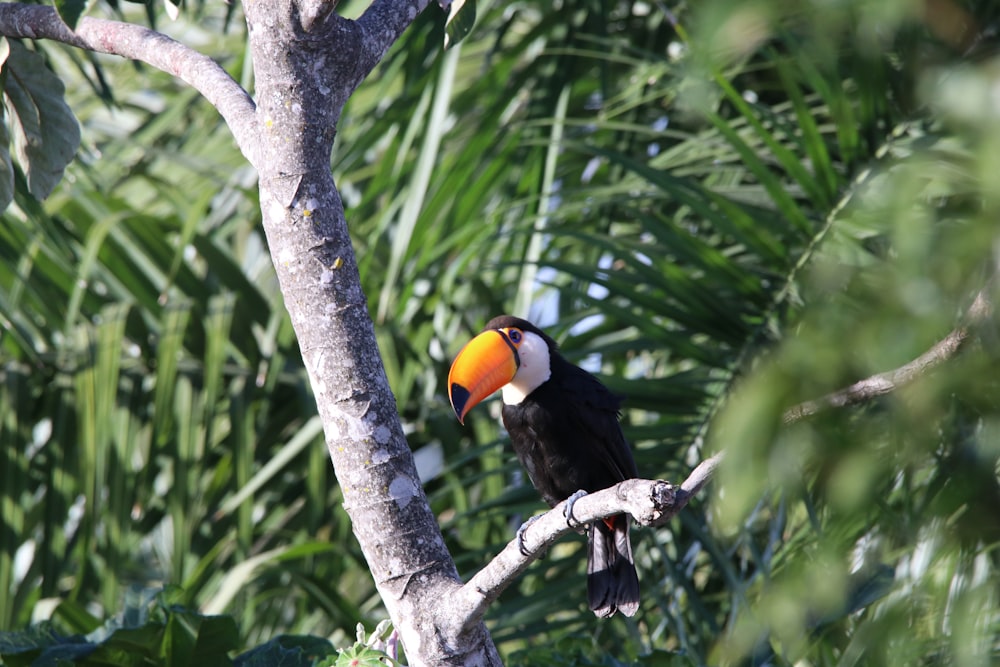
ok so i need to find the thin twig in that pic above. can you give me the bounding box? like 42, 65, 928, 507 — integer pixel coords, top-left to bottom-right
783, 288, 992, 423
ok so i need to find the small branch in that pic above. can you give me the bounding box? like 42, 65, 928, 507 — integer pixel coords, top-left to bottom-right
0, 5, 259, 164
454, 452, 724, 630
297, 0, 339, 33
354, 0, 432, 83
678, 450, 725, 500
783, 288, 993, 423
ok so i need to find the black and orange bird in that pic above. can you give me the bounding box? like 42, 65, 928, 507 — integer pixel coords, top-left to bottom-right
447, 315, 640, 617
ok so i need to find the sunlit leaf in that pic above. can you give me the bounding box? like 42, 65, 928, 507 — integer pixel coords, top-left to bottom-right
444, 0, 475, 49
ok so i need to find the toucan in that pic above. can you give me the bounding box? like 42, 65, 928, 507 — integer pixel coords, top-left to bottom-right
448, 315, 640, 617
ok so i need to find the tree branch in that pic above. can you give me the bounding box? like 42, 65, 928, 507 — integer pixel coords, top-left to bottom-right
783, 287, 993, 422
0, 5, 259, 164
354, 0, 432, 83
454, 452, 724, 630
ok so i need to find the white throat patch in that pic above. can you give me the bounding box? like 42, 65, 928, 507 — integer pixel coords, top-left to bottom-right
501, 331, 551, 405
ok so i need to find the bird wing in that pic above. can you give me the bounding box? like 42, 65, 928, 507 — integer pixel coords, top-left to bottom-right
555, 359, 639, 483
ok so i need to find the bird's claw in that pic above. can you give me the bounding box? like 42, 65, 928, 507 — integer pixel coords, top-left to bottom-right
516, 514, 542, 557
517, 490, 588, 556
563, 489, 588, 530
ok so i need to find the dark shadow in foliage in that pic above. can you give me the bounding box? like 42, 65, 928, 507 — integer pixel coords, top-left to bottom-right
0, 623, 95, 666
234, 634, 336, 667
0, 588, 307, 667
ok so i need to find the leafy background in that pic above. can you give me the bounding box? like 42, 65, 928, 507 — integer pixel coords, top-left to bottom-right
2, 0, 1000, 665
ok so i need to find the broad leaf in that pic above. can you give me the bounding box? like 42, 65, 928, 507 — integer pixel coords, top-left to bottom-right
444, 0, 475, 49
2, 39, 80, 203
0, 38, 12, 209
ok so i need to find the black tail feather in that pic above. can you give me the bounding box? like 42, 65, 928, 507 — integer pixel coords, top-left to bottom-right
586, 515, 640, 617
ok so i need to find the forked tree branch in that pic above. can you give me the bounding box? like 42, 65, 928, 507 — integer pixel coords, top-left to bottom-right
0, 4, 259, 162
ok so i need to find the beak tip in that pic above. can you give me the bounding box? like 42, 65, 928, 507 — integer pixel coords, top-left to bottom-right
449, 382, 471, 425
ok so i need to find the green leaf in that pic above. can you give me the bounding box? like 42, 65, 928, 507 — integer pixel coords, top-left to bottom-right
0, 101, 12, 212
2, 39, 80, 201
166, 610, 239, 666
330, 647, 394, 666
54, 0, 89, 30
92, 624, 164, 662
0, 38, 12, 211
51, 600, 104, 635
444, 0, 476, 49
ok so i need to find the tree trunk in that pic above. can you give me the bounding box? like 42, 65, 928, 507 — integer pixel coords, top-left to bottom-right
241, 2, 502, 664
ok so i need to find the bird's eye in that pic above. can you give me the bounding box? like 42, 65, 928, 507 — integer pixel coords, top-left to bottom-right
507, 328, 523, 344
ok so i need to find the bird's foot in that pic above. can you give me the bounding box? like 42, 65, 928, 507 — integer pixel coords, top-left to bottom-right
516, 514, 543, 557
563, 489, 589, 531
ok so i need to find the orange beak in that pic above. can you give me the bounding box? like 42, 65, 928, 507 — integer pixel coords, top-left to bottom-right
448, 330, 520, 424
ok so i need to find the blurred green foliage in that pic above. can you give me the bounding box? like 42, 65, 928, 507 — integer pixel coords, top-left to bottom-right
1, 0, 999, 665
